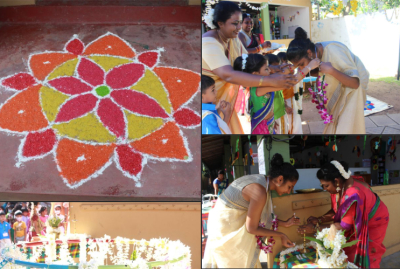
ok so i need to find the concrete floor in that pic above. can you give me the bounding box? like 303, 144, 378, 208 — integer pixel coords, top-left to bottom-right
0, 22, 200, 200
381, 251, 400, 268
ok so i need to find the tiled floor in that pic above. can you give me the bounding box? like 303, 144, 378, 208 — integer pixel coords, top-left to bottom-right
303, 113, 400, 134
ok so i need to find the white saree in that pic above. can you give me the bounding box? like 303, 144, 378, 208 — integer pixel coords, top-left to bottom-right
202, 175, 274, 268
319, 41, 370, 134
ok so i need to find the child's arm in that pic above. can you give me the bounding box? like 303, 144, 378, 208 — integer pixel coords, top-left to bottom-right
256, 86, 284, 97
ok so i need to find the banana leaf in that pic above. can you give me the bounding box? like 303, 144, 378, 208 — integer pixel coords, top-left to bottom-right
282, 252, 315, 264
305, 236, 323, 246
341, 240, 360, 249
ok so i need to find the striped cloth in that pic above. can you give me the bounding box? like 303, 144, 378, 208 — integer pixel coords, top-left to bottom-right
20, 243, 87, 263
273, 246, 321, 268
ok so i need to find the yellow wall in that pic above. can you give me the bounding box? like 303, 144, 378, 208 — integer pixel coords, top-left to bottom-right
69, 202, 200, 269
0, 0, 35, 6
268, 184, 400, 267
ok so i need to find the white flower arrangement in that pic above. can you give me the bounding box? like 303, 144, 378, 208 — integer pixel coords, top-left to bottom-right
279, 241, 316, 268
1, 235, 191, 269
331, 161, 352, 179
307, 225, 359, 268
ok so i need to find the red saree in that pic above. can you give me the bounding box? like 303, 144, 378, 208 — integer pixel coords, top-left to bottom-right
331, 178, 389, 268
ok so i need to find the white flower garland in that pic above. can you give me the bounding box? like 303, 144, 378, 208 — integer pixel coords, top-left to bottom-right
204, 9, 216, 29
294, 79, 304, 115
58, 236, 74, 265
30, 244, 45, 263
331, 161, 352, 179
242, 54, 248, 70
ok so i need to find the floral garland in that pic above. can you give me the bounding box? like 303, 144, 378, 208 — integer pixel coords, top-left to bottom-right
294, 84, 304, 115
255, 214, 278, 254
308, 75, 333, 124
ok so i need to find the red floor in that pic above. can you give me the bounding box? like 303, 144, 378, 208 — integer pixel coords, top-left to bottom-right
0, 6, 201, 200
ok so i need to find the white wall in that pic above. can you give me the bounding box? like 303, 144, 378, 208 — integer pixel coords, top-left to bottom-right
295, 167, 371, 190
277, 6, 310, 38
311, 9, 400, 78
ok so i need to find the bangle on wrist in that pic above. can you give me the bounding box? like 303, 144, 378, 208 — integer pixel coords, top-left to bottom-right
259, 76, 265, 86
299, 70, 306, 78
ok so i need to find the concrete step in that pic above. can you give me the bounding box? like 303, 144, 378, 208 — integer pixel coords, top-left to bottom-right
0, 5, 200, 25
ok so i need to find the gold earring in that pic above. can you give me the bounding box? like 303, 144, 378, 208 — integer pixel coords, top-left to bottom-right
336, 183, 341, 192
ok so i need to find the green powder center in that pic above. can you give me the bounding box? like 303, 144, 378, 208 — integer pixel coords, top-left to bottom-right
95, 85, 110, 97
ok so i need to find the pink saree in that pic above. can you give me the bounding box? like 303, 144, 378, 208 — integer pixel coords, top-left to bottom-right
331, 178, 389, 268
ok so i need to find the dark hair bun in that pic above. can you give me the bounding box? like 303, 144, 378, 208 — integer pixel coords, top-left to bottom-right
271, 153, 284, 168
294, 27, 308, 40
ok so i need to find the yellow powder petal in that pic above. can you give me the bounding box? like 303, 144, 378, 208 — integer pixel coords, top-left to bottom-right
88, 56, 133, 72
131, 69, 172, 114
46, 58, 79, 81
125, 111, 164, 140
40, 86, 69, 122
53, 113, 116, 143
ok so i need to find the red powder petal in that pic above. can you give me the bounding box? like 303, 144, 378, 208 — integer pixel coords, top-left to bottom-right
116, 145, 143, 176
97, 98, 125, 138
106, 63, 144, 89
173, 108, 200, 127
1, 73, 36, 91
77, 58, 105, 86
48, 77, 93, 95
55, 94, 97, 123
137, 51, 159, 68
22, 129, 57, 157
111, 90, 168, 118
65, 38, 85, 55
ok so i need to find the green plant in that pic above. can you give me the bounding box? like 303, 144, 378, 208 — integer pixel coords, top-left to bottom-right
47, 216, 62, 228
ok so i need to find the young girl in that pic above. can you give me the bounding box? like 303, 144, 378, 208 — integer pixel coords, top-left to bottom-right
233, 54, 321, 134
233, 54, 281, 134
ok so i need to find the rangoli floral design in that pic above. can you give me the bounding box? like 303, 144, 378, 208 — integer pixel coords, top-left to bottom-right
0, 33, 200, 189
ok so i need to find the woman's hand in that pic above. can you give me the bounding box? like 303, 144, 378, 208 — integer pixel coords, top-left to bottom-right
319, 62, 335, 75
268, 73, 297, 89
297, 224, 315, 235
284, 216, 300, 227
281, 234, 296, 248
307, 216, 319, 225
307, 58, 321, 70
261, 41, 271, 49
